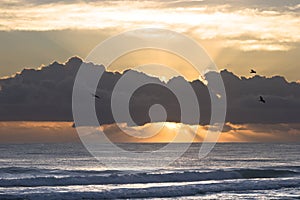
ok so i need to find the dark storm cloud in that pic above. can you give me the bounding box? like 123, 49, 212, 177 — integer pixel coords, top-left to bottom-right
0, 57, 299, 125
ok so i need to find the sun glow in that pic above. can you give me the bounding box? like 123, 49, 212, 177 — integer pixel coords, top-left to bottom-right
164, 122, 181, 130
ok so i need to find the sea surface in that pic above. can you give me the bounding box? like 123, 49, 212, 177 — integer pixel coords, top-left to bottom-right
0, 143, 299, 199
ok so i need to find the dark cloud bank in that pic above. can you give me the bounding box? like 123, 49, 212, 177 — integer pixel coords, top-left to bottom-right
0, 57, 299, 126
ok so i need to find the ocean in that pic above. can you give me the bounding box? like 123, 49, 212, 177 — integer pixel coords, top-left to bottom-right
0, 143, 299, 199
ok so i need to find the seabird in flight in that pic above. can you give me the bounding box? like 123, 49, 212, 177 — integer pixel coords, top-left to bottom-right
93, 94, 100, 99
91, 92, 100, 99
259, 96, 266, 103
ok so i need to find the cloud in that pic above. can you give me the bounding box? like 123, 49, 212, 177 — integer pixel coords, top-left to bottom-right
162, 0, 300, 12
97, 122, 201, 143
0, 0, 299, 51
0, 121, 299, 143
0, 57, 300, 127
219, 122, 300, 142
0, 121, 79, 143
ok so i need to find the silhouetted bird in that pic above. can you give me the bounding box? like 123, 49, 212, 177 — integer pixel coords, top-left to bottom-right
259, 96, 266, 103
91, 93, 100, 99
250, 69, 256, 74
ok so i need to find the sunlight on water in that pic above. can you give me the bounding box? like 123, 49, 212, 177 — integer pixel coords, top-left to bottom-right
0, 143, 299, 199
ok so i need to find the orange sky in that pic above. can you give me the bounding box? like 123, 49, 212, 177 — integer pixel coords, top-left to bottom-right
0, 121, 299, 143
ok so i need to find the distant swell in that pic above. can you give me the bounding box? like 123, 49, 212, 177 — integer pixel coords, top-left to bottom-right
0, 167, 298, 187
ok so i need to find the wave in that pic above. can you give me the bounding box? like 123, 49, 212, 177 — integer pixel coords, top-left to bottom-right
0, 166, 118, 175
0, 167, 298, 187
0, 178, 299, 199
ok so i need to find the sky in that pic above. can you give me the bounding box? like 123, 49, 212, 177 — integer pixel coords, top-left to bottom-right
0, 0, 300, 143
0, 0, 300, 81
0, 57, 299, 143
0, 121, 299, 143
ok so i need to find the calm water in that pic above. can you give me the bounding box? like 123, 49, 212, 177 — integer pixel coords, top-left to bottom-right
0, 143, 299, 199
